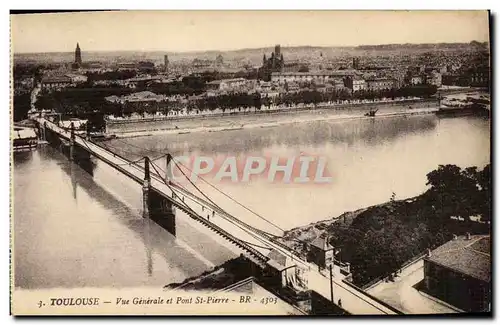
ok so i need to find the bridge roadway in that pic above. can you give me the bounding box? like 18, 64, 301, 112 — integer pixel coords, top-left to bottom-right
39, 118, 398, 315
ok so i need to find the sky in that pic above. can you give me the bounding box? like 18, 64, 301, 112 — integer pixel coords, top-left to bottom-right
10, 10, 490, 53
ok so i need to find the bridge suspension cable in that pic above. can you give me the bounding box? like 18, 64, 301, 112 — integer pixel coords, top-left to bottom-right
147, 160, 276, 253
238, 239, 273, 251
98, 141, 166, 167
98, 140, 147, 158
113, 137, 168, 156
98, 137, 287, 238
150, 159, 282, 240
52, 126, 306, 267
113, 156, 146, 166
171, 157, 286, 234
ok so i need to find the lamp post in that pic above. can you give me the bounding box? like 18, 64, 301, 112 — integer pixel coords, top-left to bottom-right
329, 263, 334, 304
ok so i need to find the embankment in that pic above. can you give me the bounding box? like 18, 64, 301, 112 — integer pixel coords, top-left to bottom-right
105, 98, 437, 138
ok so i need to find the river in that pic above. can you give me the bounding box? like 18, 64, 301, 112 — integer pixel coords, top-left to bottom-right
13, 114, 490, 289
105, 114, 490, 232
13, 146, 236, 289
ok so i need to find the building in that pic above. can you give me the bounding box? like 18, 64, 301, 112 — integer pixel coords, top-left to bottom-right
260, 44, 285, 80
308, 236, 334, 270
391, 70, 407, 89
13, 126, 37, 152
206, 78, 247, 91
219, 277, 306, 315
82, 61, 104, 70
192, 58, 213, 72
344, 75, 367, 92
352, 57, 360, 70
283, 60, 307, 73
74, 43, 82, 66
38, 58, 86, 90
468, 67, 490, 87
59, 118, 88, 131
215, 54, 224, 68
423, 234, 491, 312
105, 91, 166, 104
65, 73, 88, 83
410, 75, 423, 85
117, 62, 137, 70
41, 75, 73, 90
332, 78, 346, 90
123, 75, 170, 88
425, 71, 442, 87
285, 82, 300, 93
366, 78, 395, 91
137, 61, 155, 73
271, 70, 357, 84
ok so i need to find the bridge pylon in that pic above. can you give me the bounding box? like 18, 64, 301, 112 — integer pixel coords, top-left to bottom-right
143, 155, 176, 235
39, 121, 47, 142
69, 122, 75, 161
165, 153, 172, 181
142, 156, 151, 219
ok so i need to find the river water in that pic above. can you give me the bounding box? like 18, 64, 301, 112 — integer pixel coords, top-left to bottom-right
13, 146, 236, 289
13, 114, 490, 289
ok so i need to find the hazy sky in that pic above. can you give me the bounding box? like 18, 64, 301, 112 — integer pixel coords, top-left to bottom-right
11, 10, 490, 53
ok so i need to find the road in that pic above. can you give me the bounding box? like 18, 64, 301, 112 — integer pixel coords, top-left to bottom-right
367, 259, 461, 314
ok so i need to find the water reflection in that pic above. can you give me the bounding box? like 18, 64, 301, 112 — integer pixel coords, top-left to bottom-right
107, 115, 438, 157
13, 115, 490, 288
106, 115, 489, 231
12, 149, 35, 166
13, 147, 235, 289
59, 152, 234, 273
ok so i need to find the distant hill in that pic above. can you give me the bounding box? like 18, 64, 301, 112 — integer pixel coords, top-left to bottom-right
356, 41, 489, 51
13, 41, 488, 66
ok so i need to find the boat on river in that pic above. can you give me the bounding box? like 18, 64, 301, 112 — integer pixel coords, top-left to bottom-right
364, 109, 379, 117
436, 103, 490, 118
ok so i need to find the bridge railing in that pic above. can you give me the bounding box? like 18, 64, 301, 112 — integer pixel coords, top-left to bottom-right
361, 251, 427, 291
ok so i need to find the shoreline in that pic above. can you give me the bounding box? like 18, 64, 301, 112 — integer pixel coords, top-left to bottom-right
104, 103, 440, 139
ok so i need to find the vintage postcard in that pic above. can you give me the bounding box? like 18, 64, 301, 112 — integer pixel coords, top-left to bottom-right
10, 10, 491, 316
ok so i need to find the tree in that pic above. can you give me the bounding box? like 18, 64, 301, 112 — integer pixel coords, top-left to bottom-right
298, 66, 309, 73
426, 164, 488, 223
476, 164, 491, 222
13, 93, 32, 122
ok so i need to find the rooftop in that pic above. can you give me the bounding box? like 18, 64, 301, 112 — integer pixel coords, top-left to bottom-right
367, 259, 461, 314
271, 70, 357, 77
366, 77, 394, 82
207, 78, 247, 85
310, 236, 333, 251
41, 75, 72, 83
13, 127, 37, 139
425, 235, 490, 283
267, 249, 287, 267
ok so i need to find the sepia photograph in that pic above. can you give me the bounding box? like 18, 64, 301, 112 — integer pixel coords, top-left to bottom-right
9, 10, 491, 316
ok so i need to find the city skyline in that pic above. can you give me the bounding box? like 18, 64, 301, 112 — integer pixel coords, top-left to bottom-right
11, 10, 489, 54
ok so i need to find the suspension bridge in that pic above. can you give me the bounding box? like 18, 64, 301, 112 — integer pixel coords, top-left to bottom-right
34, 116, 401, 315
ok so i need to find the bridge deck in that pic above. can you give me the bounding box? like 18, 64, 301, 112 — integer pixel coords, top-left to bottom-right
39, 118, 399, 315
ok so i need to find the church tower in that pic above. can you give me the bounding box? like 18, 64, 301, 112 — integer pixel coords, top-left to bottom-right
164, 54, 169, 73
75, 43, 82, 65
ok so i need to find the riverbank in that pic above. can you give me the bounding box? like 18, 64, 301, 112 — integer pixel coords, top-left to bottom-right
276, 164, 491, 288
164, 256, 258, 291
104, 99, 438, 138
